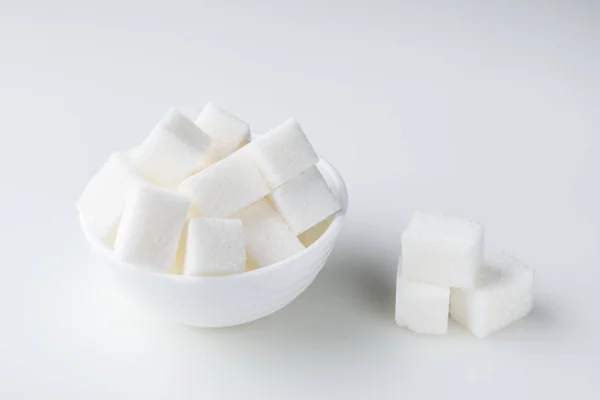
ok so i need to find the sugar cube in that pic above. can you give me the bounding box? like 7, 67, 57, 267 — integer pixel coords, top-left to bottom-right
269, 166, 340, 235
395, 277, 450, 335
401, 212, 484, 288
77, 152, 146, 245
450, 253, 534, 338
183, 218, 246, 276
114, 185, 189, 272
178, 148, 270, 218
250, 118, 318, 188
233, 199, 305, 268
130, 109, 211, 188
196, 102, 250, 162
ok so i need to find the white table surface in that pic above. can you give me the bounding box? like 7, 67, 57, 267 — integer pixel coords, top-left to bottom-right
1, 1, 598, 398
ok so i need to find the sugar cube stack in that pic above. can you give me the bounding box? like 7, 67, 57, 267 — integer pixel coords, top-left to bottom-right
130, 109, 212, 188
450, 253, 534, 338
77, 152, 146, 245
196, 102, 250, 162
184, 218, 246, 276
396, 211, 534, 338
233, 199, 305, 268
114, 185, 189, 272
79, 104, 337, 277
178, 148, 270, 218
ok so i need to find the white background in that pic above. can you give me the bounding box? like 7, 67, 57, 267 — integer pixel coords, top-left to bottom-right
1, 1, 598, 398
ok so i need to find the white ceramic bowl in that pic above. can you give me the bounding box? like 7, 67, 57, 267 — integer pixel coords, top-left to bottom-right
81, 159, 347, 327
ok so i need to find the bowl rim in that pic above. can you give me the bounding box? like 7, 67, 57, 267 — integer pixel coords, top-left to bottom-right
81, 157, 348, 282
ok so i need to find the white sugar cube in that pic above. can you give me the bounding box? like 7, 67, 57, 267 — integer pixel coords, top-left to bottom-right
395, 277, 450, 335
250, 118, 318, 188
183, 218, 246, 276
130, 109, 211, 188
450, 253, 534, 338
178, 148, 270, 218
196, 102, 250, 162
233, 199, 304, 268
114, 185, 189, 272
77, 152, 146, 245
269, 166, 340, 235
402, 212, 484, 288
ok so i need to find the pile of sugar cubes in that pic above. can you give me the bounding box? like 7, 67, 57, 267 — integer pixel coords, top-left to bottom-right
78, 103, 341, 276
396, 212, 534, 338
